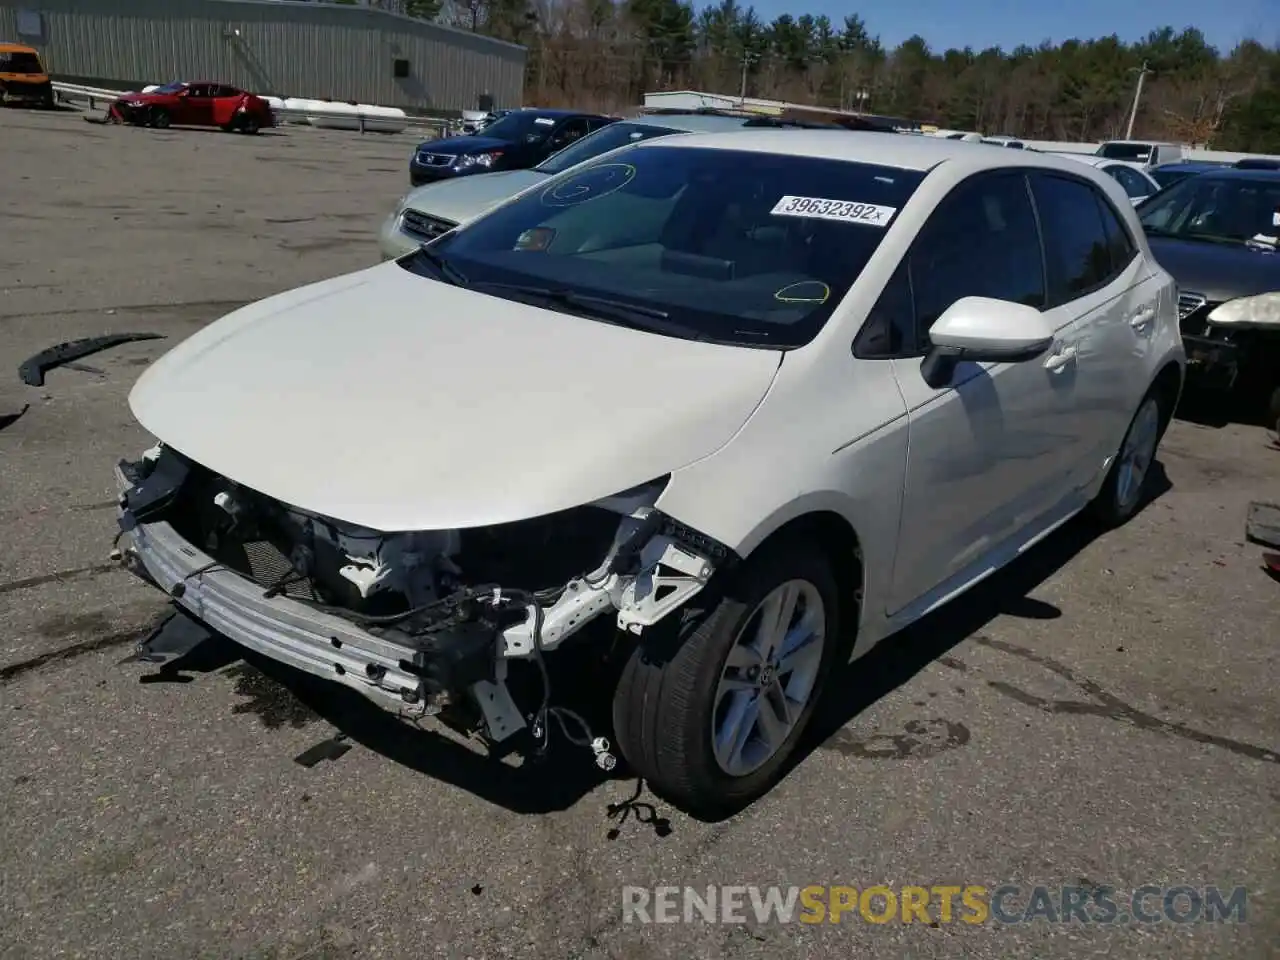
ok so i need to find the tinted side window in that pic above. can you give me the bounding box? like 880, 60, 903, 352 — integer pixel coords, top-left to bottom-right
910, 173, 1045, 348
1029, 174, 1114, 305
1094, 193, 1138, 275
549, 118, 591, 149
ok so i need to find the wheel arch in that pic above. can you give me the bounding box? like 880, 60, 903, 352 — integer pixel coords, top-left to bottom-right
1151, 359, 1184, 433
737, 509, 864, 639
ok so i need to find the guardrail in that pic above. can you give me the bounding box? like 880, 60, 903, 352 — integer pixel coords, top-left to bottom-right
51, 81, 124, 111
51, 81, 456, 137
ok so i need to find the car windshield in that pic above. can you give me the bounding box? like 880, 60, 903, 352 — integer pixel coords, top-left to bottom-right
0, 51, 43, 73
153, 82, 186, 95
535, 122, 683, 175
1098, 143, 1154, 162
476, 111, 562, 144
1138, 176, 1280, 245
400, 143, 925, 349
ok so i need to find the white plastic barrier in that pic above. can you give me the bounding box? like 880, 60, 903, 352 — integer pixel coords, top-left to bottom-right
305, 100, 408, 134
277, 97, 319, 124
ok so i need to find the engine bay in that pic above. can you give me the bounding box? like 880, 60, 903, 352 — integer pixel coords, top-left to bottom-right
114, 443, 727, 749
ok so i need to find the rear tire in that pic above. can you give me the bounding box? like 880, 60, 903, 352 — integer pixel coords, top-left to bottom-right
611, 539, 841, 819
148, 106, 170, 129
238, 115, 261, 135
1088, 386, 1169, 527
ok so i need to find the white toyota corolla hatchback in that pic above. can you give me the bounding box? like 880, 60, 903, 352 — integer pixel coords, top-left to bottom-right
116, 131, 1185, 817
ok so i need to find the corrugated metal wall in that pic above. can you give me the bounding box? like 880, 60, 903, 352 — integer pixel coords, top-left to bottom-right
0, 0, 526, 111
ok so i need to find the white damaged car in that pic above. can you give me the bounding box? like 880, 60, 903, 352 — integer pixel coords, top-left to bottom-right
116, 130, 1184, 816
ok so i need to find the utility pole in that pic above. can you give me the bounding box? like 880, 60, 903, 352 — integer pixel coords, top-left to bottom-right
739, 50, 758, 104
1125, 60, 1151, 140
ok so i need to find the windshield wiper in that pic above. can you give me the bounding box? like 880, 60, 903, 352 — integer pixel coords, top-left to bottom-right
475, 282, 670, 320
472, 281, 777, 346
416, 245, 469, 286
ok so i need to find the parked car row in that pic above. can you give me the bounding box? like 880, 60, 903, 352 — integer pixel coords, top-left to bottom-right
118, 121, 1196, 818
383, 107, 868, 259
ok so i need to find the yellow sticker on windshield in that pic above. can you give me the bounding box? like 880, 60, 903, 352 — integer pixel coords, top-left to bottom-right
540, 162, 636, 207
774, 281, 831, 304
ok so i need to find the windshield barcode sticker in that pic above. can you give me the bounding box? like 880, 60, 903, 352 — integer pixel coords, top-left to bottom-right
771, 196, 897, 227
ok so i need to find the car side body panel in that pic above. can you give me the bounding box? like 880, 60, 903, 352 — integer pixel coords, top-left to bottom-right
656, 150, 1183, 658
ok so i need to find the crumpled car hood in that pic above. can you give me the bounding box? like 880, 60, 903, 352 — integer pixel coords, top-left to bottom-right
129, 263, 782, 532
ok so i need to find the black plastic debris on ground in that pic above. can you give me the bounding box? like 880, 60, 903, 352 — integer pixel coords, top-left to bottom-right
294, 734, 352, 768
0, 403, 29, 432
19, 333, 165, 387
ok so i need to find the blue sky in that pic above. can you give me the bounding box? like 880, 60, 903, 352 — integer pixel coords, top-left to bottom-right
748, 0, 1278, 54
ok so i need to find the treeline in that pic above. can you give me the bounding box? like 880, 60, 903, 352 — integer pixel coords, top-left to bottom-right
364, 0, 1280, 150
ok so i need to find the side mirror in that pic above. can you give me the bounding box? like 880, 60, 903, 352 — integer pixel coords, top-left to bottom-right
921, 296, 1053, 388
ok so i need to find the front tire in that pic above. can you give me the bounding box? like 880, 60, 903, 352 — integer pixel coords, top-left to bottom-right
612, 540, 841, 818
1089, 387, 1168, 527
148, 106, 170, 129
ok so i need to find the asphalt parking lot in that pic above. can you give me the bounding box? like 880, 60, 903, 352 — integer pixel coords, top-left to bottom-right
1, 107, 1277, 960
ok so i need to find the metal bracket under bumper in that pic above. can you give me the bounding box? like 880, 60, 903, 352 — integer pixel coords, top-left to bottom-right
119, 513, 523, 738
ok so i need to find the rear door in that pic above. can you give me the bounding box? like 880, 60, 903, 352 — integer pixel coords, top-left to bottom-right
1027, 171, 1158, 490
210, 85, 244, 126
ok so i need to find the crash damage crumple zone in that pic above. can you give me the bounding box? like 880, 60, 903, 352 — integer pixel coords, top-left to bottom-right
113, 442, 727, 752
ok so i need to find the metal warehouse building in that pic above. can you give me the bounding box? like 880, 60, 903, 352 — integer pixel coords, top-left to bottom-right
0, 0, 526, 112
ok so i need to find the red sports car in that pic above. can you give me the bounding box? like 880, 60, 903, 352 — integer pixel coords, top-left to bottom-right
105, 81, 273, 133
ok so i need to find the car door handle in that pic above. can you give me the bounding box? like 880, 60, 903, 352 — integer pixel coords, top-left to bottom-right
1043, 345, 1077, 372
1130, 305, 1156, 331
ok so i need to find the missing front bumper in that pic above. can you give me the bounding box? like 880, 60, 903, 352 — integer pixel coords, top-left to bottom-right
112, 459, 721, 744
115, 504, 527, 739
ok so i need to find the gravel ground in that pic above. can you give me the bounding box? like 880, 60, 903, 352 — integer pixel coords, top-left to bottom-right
0, 107, 1277, 960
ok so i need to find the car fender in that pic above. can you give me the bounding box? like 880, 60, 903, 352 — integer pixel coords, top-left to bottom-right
654, 349, 910, 644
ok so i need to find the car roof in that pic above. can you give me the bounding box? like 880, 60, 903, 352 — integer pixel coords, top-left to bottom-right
0, 42, 39, 54
1187, 167, 1280, 183
1058, 155, 1153, 174
505, 107, 604, 120
1153, 160, 1223, 170
623, 113, 783, 134
632, 128, 1125, 175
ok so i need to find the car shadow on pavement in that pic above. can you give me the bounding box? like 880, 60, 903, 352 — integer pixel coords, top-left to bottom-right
776, 462, 1174, 815
137, 612, 622, 815
1175, 383, 1276, 432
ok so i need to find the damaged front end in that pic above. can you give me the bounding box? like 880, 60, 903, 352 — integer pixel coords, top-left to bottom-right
113, 444, 728, 750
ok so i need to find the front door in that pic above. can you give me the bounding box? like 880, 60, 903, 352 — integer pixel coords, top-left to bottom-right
887, 171, 1084, 614
178, 84, 215, 125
